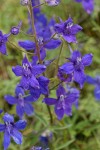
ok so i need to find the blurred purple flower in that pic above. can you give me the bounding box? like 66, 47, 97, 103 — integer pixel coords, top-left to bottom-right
0, 31, 10, 55
43, 85, 77, 120
75, 0, 94, 14
0, 113, 26, 150
0, 109, 3, 114
45, 0, 60, 6
59, 50, 93, 88
86, 75, 100, 100
10, 21, 22, 35
55, 17, 82, 43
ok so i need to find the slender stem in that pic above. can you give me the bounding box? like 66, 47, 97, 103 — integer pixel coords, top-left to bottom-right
20, 30, 35, 37
55, 41, 63, 74
46, 104, 53, 125
50, 81, 63, 91
32, 2, 46, 9
8, 40, 35, 55
41, 33, 56, 47
29, 0, 42, 64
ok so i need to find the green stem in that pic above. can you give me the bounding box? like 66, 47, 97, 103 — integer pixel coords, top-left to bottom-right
56, 41, 63, 73
29, 0, 42, 64
46, 105, 53, 125
8, 40, 35, 55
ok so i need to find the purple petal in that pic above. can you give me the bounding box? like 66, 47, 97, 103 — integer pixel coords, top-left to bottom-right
40, 48, 46, 60
4, 95, 17, 105
3, 130, 11, 150
18, 40, 36, 50
74, 70, 86, 88
65, 93, 77, 104
71, 50, 81, 61
44, 39, 61, 50
32, 56, 38, 65
16, 104, 24, 119
54, 105, 64, 120
20, 76, 29, 90
0, 44, 7, 55
38, 76, 49, 95
82, 0, 94, 14
43, 98, 57, 105
15, 120, 27, 130
63, 35, 77, 43
11, 128, 22, 144
24, 95, 38, 102
56, 85, 66, 98
29, 89, 41, 101
32, 65, 46, 76
55, 23, 64, 33
12, 65, 23, 76
15, 85, 24, 96
60, 62, 74, 74
24, 103, 34, 116
30, 75, 39, 89
71, 24, 83, 34
22, 55, 30, 65
86, 75, 96, 84
0, 124, 5, 132
94, 86, 100, 100
82, 53, 93, 66
3, 113, 14, 123
64, 105, 72, 116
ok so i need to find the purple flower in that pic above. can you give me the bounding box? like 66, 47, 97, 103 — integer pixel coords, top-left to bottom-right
19, 26, 61, 60
59, 50, 93, 88
12, 56, 46, 90
45, 0, 60, 6
86, 75, 100, 100
75, 0, 94, 14
0, 31, 10, 55
55, 17, 82, 43
66, 85, 80, 108
30, 76, 49, 99
4, 85, 37, 119
0, 109, 3, 114
43, 85, 77, 120
0, 113, 26, 150
10, 21, 22, 35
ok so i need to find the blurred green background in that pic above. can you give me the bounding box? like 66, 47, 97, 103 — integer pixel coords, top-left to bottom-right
0, 0, 100, 150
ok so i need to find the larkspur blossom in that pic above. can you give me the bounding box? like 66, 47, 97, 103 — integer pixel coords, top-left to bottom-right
10, 21, 22, 35
59, 50, 93, 88
12, 56, 46, 90
45, 0, 60, 6
0, 31, 10, 55
86, 75, 100, 100
19, 21, 61, 60
55, 17, 82, 43
75, 0, 94, 14
4, 85, 37, 119
43, 85, 77, 120
0, 113, 27, 150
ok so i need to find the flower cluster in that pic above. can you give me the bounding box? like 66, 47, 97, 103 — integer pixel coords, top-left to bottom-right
0, 0, 94, 149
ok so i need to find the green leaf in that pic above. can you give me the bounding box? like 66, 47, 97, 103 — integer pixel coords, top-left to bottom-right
55, 139, 75, 150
